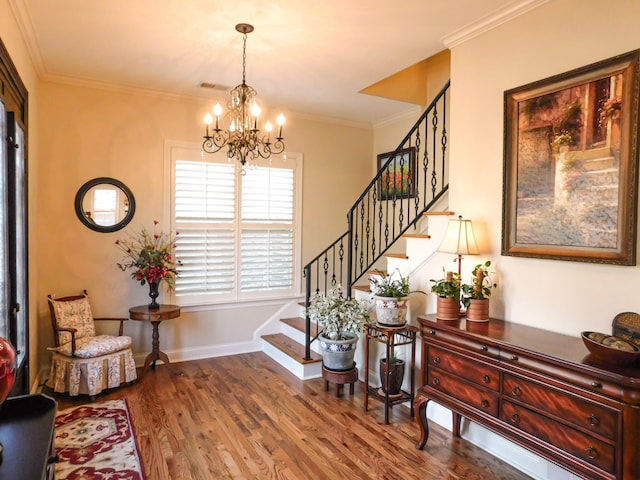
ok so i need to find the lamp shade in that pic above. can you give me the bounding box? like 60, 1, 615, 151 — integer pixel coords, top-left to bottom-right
438, 216, 479, 255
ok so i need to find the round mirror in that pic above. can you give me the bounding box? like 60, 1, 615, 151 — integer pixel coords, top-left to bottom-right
74, 177, 136, 232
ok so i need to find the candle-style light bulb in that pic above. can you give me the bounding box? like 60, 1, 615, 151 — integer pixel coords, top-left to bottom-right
204, 113, 213, 136
265, 121, 273, 132
213, 103, 223, 117
276, 114, 285, 138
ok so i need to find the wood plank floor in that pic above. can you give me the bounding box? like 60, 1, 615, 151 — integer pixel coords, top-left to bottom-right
51, 353, 532, 480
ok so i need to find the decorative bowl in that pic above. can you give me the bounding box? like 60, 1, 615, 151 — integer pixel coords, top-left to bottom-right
581, 331, 640, 366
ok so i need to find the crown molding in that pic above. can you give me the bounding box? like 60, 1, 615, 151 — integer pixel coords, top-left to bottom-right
442, 0, 550, 48
374, 105, 422, 129
9, 0, 47, 76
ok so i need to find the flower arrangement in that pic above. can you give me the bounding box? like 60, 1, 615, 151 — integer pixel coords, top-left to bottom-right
306, 284, 371, 340
599, 96, 622, 126
115, 220, 180, 289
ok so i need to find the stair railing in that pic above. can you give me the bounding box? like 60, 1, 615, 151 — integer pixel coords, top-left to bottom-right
303, 81, 450, 360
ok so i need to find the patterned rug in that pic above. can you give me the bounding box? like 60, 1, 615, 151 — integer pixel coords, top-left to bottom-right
55, 398, 145, 480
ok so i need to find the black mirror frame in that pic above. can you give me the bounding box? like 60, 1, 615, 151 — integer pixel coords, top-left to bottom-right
74, 177, 136, 233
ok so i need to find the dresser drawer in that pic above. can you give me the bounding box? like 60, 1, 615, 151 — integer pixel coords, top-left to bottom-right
429, 346, 500, 392
500, 347, 623, 400
428, 368, 499, 417
501, 400, 615, 474
422, 327, 499, 359
503, 373, 619, 440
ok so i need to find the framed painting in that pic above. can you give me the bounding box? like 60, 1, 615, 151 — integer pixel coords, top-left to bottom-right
502, 50, 640, 265
377, 147, 417, 200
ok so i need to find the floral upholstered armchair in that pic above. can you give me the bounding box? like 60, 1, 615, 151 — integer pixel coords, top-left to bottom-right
46, 290, 137, 397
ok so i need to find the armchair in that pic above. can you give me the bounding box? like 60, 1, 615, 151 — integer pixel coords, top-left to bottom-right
46, 290, 137, 397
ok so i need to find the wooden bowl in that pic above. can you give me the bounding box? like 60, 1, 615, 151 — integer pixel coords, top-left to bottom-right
581, 331, 640, 366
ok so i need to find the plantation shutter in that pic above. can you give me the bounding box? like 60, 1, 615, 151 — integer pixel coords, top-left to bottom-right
172, 152, 299, 304
240, 167, 294, 292
174, 160, 236, 296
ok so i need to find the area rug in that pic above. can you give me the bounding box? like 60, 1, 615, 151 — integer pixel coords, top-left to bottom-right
55, 398, 145, 480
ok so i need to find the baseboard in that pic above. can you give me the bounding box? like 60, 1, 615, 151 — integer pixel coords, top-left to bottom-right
132, 340, 263, 366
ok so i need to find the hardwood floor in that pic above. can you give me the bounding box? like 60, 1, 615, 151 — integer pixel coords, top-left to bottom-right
51, 353, 532, 479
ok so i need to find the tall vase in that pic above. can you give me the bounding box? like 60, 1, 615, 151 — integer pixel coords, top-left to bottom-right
0, 337, 16, 407
148, 280, 160, 310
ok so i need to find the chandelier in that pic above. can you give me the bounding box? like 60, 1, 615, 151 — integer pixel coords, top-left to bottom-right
202, 23, 285, 174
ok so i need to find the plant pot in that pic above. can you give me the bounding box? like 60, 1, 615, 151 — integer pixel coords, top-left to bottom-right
319, 332, 359, 371
466, 298, 489, 322
379, 358, 405, 395
374, 295, 408, 326
436, 297, 460, 320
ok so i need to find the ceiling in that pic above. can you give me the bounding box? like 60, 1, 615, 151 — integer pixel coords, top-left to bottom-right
10, 0, 542, 125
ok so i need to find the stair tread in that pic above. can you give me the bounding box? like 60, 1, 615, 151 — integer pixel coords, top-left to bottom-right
280, 316, 323, 335
403, 233, 431, 239
352, 285, 371, 292
384, 253, 408, 259
423, 211, 455, 216
262, 333, 322, 364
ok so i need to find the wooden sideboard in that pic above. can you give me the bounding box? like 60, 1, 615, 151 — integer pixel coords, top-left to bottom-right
415, 314, 640, 480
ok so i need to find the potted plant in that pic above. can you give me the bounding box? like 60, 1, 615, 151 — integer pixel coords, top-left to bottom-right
306, 284, 371, 371
379, 346, 405, 397
430, 270, 461, 320
370, 269, 425, 327
461, 261, 497, 322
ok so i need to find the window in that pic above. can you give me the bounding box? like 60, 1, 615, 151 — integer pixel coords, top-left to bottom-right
168, 143, 301, 305
1, 38, 29, 395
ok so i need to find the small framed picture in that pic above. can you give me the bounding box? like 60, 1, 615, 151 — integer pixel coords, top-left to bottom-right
377, 147, 417, 200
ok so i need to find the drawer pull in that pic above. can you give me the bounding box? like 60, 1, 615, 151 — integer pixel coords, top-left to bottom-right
512, 386, 522, 396
480, 346, 488, 352
590, 381, 602, 389
433, 355, 441, 365
510, 413, 520, 424
586, 446, 598, 459
482, 374, 491, 384
587, 414, 600, 427
510, 355, 519, 361
481, 399, 490, 408
429, 330, 436, 335
432, 377, 440, 386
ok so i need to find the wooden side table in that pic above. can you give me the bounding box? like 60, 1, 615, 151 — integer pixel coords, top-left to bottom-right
129, 304, 183, 378
364, 323, 418, 424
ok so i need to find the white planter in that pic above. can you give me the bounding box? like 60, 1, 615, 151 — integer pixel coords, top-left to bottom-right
373, 295, 408, 326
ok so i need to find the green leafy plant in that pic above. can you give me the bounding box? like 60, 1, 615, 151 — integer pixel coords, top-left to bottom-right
306, 285, 371, 340
371, 269, 425, 300
461, 261, 497, 307
430, 270, 460, 300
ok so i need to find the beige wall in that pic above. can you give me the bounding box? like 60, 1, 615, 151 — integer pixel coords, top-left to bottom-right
450, 0, 640, 335
1, 0, 41, 388
35, 81, 372, 369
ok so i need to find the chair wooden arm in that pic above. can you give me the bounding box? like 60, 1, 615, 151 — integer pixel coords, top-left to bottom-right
57, 327, 78, 356
94, 317, 128, 336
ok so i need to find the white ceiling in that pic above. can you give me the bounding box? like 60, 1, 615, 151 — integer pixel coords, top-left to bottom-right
10, 0, 544, 124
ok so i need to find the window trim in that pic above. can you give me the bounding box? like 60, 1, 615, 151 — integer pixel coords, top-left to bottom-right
164, 140, 303, 307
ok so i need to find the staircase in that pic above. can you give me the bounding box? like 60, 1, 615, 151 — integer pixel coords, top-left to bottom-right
260, 81, 451, 379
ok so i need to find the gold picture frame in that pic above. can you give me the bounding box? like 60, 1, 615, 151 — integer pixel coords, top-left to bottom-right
502, 50, 640, 265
